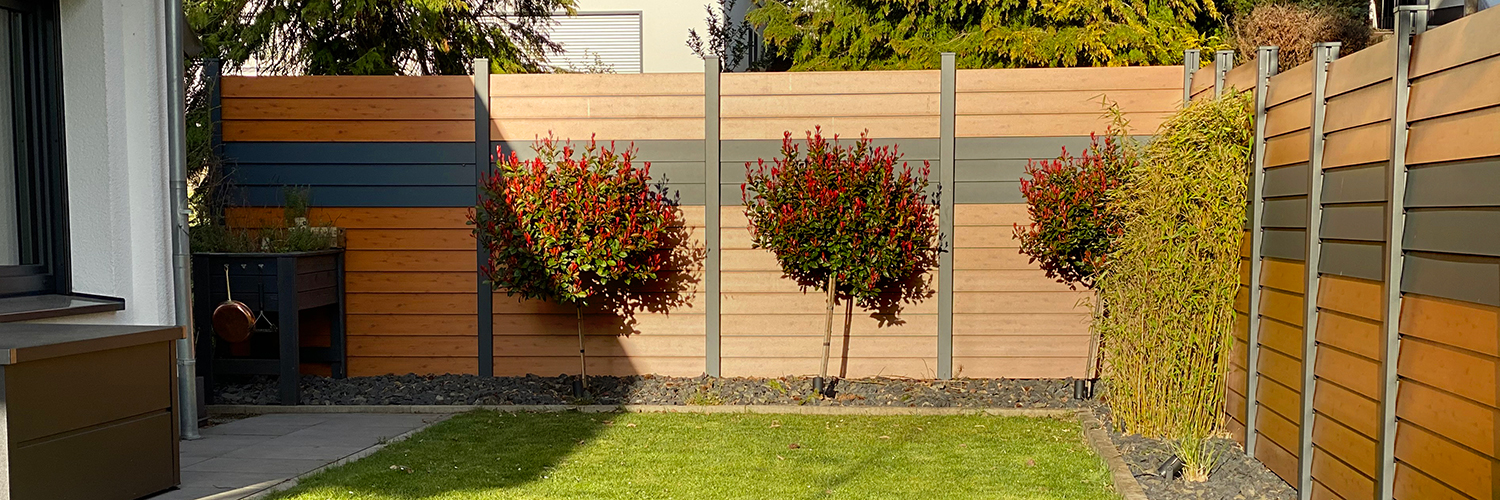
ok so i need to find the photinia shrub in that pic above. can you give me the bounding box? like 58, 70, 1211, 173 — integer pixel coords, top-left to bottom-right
742, 129, 941, 389
472, 136, 685, 391
472, 136, 679, 308
742, 129, 940, 307
1013, 118, 1136, 290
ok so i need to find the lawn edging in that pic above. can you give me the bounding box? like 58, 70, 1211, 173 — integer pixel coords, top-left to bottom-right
1076, 410, 1149, 500
243, 414, 454, 500
207, 404, 1077, 417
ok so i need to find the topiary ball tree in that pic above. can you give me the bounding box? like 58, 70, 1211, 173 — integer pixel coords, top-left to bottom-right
472, 137, 680, 393
742, 129, 941, 393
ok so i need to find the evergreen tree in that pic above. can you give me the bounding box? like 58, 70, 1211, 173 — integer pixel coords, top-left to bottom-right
746, 0, 1231, 70
187, 0, 576, 76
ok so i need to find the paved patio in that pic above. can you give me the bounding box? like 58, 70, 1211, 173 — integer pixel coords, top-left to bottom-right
148, 413, 447, 500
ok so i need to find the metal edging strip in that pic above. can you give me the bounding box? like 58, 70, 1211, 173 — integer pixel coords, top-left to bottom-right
1246, 45, 1278, 459
474, 59, 494, 378
704, 57, 722, 377
1298, 41, 1340, 500
937, 53, 956, 380
1378, 7, 1425, 500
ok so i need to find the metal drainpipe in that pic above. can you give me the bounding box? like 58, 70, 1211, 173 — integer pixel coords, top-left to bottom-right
165, 0, 201, 440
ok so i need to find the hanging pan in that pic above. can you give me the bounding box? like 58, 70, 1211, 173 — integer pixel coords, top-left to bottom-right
212, 265, 256, 343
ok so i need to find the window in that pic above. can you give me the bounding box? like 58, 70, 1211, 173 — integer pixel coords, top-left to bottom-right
0, 0, 69, 298
545, 12, 643, 74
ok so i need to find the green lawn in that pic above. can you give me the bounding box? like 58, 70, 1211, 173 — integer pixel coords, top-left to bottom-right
268, 411, 1120, 500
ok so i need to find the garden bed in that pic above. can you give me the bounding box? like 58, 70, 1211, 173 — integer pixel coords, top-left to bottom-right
264, 410, 1119, 500
1095, 408, 1295, 500
214, 374, 1087, 408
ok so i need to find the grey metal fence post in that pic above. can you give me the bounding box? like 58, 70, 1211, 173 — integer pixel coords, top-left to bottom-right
1214, 50, 1234, 98
1246, 45, 1278, 459
1183, 50, 1201, 104
1378, 7, 1426, 500
1299, 42, 1340, 500
937, 53, 956, 380
704, 57, 722, 377
474, 59, 494, 377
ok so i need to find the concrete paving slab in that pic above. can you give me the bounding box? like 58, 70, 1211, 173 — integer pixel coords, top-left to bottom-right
143, 412, 446, 500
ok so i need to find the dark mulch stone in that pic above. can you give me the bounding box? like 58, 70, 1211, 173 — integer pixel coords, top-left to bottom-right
1095, 408, 1295, 500
212, 374, 1090, 408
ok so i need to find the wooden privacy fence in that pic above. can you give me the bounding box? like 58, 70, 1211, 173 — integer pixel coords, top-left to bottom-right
214, 58, 1182, 382
1208, 6, 1500, 500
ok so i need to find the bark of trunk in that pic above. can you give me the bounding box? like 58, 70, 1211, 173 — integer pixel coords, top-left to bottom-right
819, 273, 836, 384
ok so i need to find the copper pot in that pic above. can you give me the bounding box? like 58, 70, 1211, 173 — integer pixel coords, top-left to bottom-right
212, 266, 255, 343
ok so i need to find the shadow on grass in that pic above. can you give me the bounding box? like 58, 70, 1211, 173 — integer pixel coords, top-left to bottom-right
266, 411, 608, 499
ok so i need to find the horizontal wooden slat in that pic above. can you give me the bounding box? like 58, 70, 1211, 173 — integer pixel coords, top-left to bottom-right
952, 356, 1087, 378
1265, 95, 1313, 137
1394, 421, 1498, 499
346, 272, 474, 293
1326, 39, 1395, 97
221, 98, 472, 121
1262, 258, 1306, 294
721, 293, 936, 315
348, 314, 476, 336
491, 73, 704, 97
497, 335, 704, 358
956, 66, 1181, 92
345, 229, 474, 250
1316, 309, 1382, 361
957, 113, 1172, 138
1259, 347, 1302, 390
1318, 274, 1383, 321
723, 93, 935, 119
493, 356, 704, 377
1311, 447, 1376, 500
1323, 81, 1393, 133
953, 228, 1023, 249
723, 336, 932, 361
1224, 61, 1257, 93
722, 357, 937, 378
1257, 433, 1300, 485
225, 120, 472, 142
494, 312, 705, 337
1399, 337, 1499, 408
1314, 380, 1379, 438
1322, 122, 1393, 169
953, 291, 1092, 314
1408, 5, 1500, 78
725, 70, 938, 96
954, 204, 1029, 226
494, 95, 703, 119
958, 89, 1178, 115
1316, 346, 1380, 400
1409, 54, 1500, 122
952, 334, 1090, 358
346, 250, 474, 272
1407, 104, 1500, 165
1265, 129, 1312, 167
953, 270, 1076, 292
348, 356, 477, 376
493, 118, 703, 141
348, 336, 476, 357
349, 293, 480, 315
1268, 62, 1314, 107
721, 314, 935, 336
1397, 381, 1500, 461
223, 76, 474, 98
1261, 288, 1306, 328
1313, 413, 1378, 475
1259, 375, 1303, 426
1393, 463, 1469, 500
1260, 317, 1304, 361
1257, 405, 1302, 461
1399, 293, 1500, 357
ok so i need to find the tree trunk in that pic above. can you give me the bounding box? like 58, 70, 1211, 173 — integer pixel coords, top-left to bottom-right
819, 273, 836, 387
577, 307, 587, 391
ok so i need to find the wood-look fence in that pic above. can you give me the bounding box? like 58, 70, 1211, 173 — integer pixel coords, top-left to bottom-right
213, 59, 1181, 381
1211, 6, 1500, 500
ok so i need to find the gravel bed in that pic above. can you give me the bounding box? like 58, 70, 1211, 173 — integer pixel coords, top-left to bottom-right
213, 374, 1089, 408
1096, 408, 1295, 500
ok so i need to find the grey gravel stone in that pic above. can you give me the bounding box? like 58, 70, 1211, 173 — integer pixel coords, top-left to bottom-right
1095, 407, 1296, 500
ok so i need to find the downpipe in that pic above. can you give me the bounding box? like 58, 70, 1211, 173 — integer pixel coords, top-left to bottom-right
165, 0, 200, 440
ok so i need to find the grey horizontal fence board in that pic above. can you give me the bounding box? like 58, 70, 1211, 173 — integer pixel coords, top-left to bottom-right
495, 139, 705, 162
232, 185, 477, 207
662, 185, 706, 206
1407, 158, 1500, 208
1402, 251, 1500, 307
1323, 163, 1387, 204
1263, 228, 1308, 261
1320, 240, 1385, 281
232, 164, 475, 186
955, 159, 1029, 182
1403, 209, 1500, 257
722, 138, 940, 162
1321, 204, 1386, 242
223, 142, 474, 164
1263, 163, 1310, 198
955, 181, 1022, 204
1263, 197, 1309, 229
955, 136, 1094, 160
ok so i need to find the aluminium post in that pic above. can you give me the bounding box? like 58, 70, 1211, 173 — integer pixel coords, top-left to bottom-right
474, 59, 494, 377
1214, 50, 1234, 98
1298, 41, 1340, 500
704, 57, 722, 377
1378, 7, 1426, 500
937, 53, 956, 380
1183, 50, 1201, 104
1246, 45, 1278, 459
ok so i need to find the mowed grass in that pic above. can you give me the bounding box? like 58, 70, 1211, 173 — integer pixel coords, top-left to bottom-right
267, 411, 1120, 500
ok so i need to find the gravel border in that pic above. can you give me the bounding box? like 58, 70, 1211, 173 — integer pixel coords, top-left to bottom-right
1094, 407, 1296, 500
